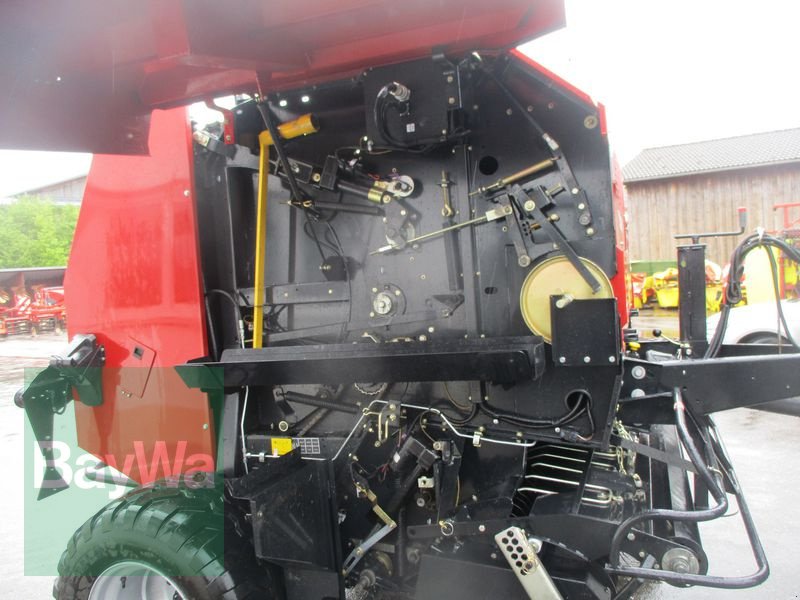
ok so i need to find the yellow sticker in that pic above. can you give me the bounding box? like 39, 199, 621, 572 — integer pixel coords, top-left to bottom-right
271, 437, 294, 456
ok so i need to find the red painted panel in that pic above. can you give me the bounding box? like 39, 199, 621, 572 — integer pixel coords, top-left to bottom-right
0, 0, 565, 153
610, 157, 632, 328
65, 108, 214, 483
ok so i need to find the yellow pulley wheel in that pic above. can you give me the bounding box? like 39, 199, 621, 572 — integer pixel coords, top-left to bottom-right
519, 255, 613, 343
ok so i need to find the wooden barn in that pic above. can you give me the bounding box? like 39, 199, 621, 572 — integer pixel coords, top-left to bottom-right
622, 128, 800, 269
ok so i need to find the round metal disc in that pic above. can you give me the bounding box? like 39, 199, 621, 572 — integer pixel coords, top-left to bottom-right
519, 255, 613, 342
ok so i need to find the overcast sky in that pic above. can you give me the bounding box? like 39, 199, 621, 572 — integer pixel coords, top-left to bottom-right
1, 0, 798, 197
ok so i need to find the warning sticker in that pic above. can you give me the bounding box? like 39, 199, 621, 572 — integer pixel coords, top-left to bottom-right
271, 437, 294, 456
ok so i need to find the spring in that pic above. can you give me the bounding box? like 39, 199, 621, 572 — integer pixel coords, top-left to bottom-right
511, 444, 614, 516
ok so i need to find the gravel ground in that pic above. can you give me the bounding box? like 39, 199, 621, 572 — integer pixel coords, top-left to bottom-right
2, 333, 798, 599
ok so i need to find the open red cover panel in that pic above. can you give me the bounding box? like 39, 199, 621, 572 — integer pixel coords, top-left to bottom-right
0, 0, 564, 154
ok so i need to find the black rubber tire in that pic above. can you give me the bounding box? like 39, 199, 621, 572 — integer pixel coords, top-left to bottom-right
53, 482, 278, 600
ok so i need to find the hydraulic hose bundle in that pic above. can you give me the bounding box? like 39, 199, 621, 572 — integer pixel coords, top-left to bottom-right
706, 231, 800, 357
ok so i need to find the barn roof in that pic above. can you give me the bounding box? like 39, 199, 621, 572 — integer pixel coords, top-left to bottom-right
623, 127, 800, 183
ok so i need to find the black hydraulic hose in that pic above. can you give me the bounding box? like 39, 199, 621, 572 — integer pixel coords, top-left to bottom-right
707, 232, 800, 357
282, 390, 359, 415
607, 389, 769, 589
609, 389, 728, 567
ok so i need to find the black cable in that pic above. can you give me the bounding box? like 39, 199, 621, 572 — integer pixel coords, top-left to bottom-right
478, 393, 589, 431
706, 232, 800, 357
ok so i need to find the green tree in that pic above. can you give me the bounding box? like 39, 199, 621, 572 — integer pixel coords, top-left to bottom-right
0, 196, 79, 268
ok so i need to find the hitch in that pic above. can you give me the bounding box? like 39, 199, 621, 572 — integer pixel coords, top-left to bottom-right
16, 334, 104, 499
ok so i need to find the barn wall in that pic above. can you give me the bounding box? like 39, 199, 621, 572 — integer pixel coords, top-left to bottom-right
625, 162, 800, 266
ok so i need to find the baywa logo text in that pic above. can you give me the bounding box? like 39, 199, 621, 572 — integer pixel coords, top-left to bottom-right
33, 440, 215, 499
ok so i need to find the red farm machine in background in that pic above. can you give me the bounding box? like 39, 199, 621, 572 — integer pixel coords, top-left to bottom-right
0, 268, 66, 337
3, 2, 800, 600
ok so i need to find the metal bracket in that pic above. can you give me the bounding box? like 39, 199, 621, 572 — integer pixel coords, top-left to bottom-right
16, 334, 105, 499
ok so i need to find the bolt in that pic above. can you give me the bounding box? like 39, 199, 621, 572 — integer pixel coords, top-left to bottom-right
523, 199, 536, 212
527, 105, 534, 112
492, 418, 499, 425
559, 356, 566, 364
448, 97, 456, 105
418, 334, 427, 341
491, 552, 498, 560
447, 75, 454, 83
328, 289, 333, 295
578, 202, 586, 210
518, 255, 531, 268
506, 108, 513, 115
631, 365, 647, 380
420, 274, 426, 280
202, 423, 209, 430
369, 311, 375, 318
583, 356, 591, 363
608, 356, 616, 363
478, 524, 486, 532
428, 326, 435, 333
372, 287, 378, 293
627, 532, 636, 541
183, 189, 191, 197
549, 213, 560, 221
631, 388, 646, 398
586, 227, 595, 236
278, 420, 289, 432
312, 173, 321, 183
400, 209, 407, 216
